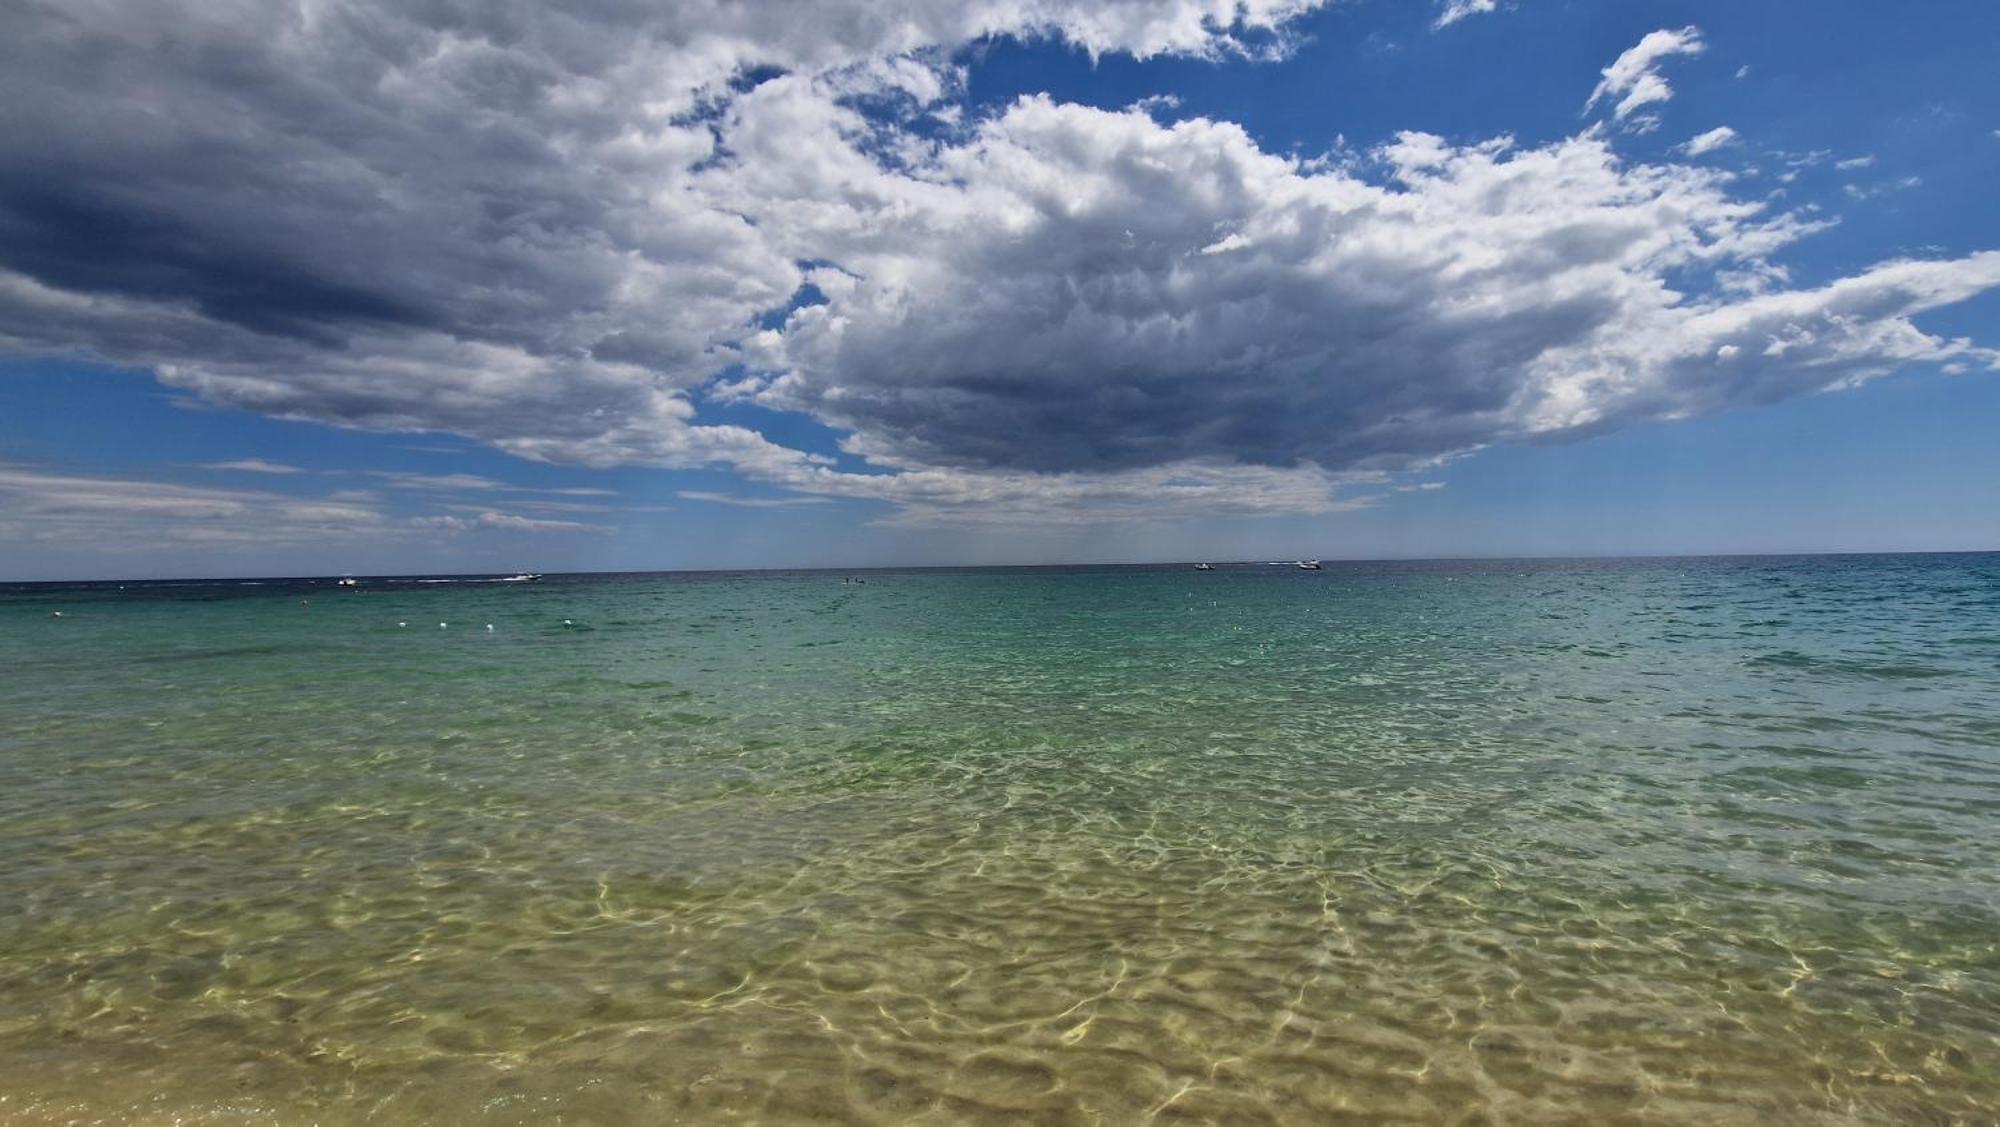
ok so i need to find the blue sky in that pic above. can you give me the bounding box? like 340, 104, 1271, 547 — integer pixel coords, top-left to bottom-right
1, 0, 1996, 578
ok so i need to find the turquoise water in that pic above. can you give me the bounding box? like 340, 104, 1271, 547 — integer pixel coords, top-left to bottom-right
2, 556, 1998, 1123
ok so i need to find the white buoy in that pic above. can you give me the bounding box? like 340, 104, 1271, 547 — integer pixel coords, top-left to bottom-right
398, 621, 407, 628
485, 624, 494, 631
439, 622, 448, 629
563, 619, 573, 626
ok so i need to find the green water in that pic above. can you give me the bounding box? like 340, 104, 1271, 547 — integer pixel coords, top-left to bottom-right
2, 557, 1998, 1123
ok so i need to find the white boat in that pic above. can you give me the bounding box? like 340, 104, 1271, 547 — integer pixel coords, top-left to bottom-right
336, 576, 358, 587
498, 573, 544, 583
1295, 560, 1322, 570
1194, 563, 1215, 571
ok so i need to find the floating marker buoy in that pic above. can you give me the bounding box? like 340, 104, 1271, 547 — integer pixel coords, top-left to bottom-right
563, 619, 573, 626
49, 611, 63, 618
398, 622, 407, 628
485, 624, 494, 631
439, 622, 448, 629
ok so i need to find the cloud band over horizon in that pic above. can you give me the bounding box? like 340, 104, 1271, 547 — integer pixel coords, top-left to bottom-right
1, 0, 1995, 530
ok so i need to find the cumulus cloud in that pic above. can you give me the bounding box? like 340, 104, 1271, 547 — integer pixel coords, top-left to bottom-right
1586, 26, 1705, 127
0, 0, 1324, 478
1, 3, 1996, 529
1680, 126, 1738, 156
738, 98, 1996, 493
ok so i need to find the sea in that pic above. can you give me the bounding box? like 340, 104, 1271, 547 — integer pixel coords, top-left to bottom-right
1, 554, 1997, 1123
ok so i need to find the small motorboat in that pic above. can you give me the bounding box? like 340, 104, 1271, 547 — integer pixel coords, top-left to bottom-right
498, 573, 544, 583
1194, 563, 1215, 571
336, 576, 358, 587
1295, 560, 1322, 570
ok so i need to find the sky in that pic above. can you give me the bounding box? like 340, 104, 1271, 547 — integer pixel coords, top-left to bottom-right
1, 0, 1997, 579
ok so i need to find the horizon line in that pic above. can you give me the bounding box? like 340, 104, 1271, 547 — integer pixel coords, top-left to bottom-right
5, 546, 1997, 586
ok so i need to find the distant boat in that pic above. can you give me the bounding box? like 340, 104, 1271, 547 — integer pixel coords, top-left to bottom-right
1295, 560, 1322, 570
498, 573, 544, 583
1194, 563, 1215, 571
336, 576, 358, 587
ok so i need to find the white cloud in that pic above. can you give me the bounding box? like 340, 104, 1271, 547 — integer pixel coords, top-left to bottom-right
194, 458, 305, 474
1835, 155, 1877, 170
414, 510, 611, 534
676, 491, 833, 508
0, 461, 623, 548
1680, 126, 1738, 156
0, 0, 1331, 494
1434, 0, 1499, 29
487, 499, 615, 514
1586, 26, 1706, 125
0, 5, 1995, 532
764, 460, 1380, 527
0, 464, 387, 547
364, 472, 619, 497
1844, 176, 1923, 200
366, 472, 511, 492
731, 96, 1996, 523
478, 511, 607, 533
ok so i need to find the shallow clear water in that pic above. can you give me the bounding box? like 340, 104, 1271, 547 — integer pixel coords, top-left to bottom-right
2, 556, 1998, 1123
